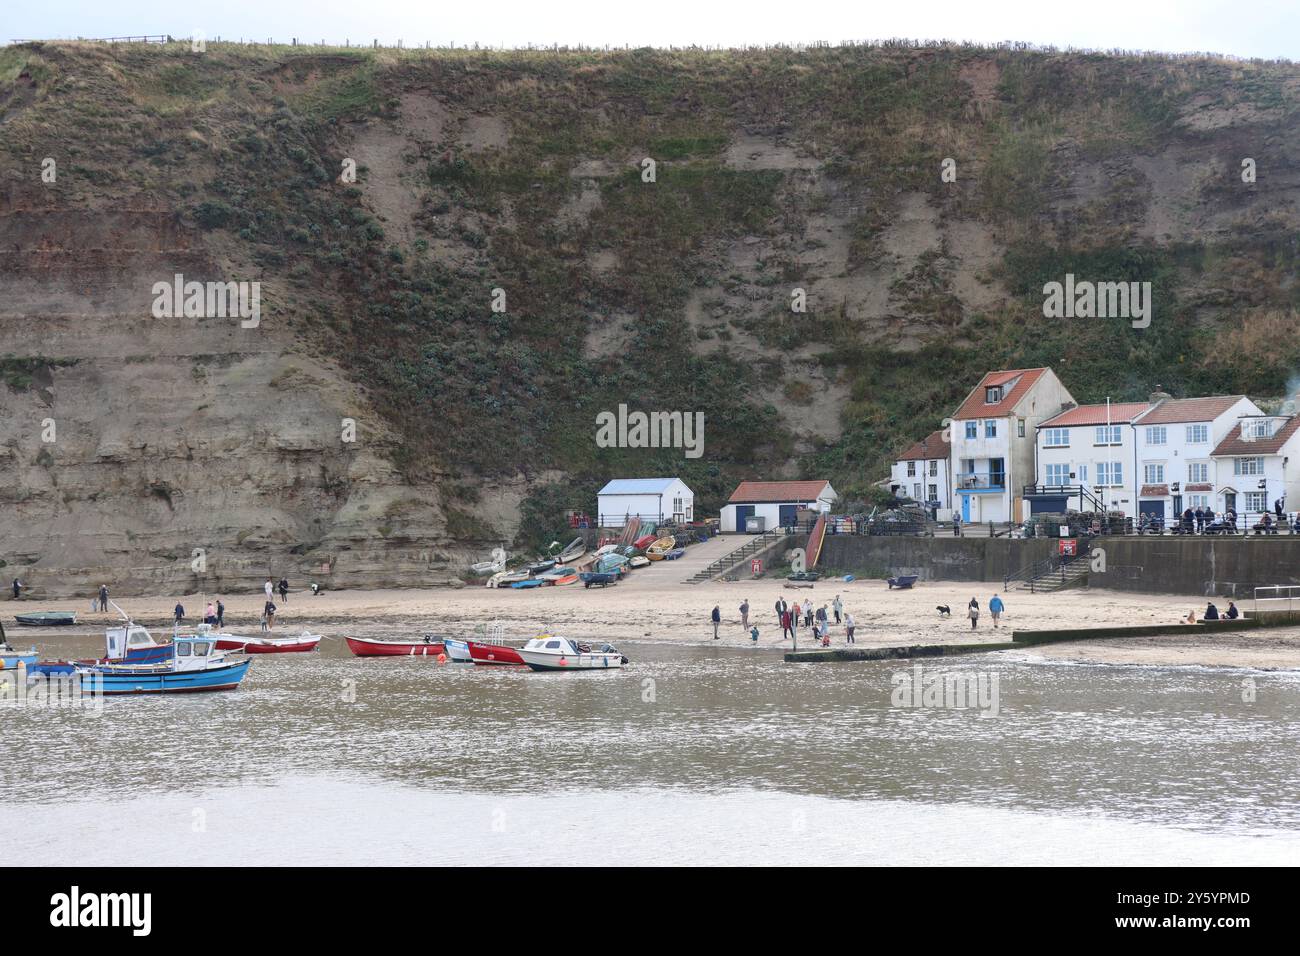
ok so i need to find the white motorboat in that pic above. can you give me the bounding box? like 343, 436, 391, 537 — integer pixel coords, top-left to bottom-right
517, 635, 627, 672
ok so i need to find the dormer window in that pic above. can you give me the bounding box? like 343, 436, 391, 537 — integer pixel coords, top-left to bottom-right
985, 386, 1004, 404
1243, 418, 1275, 440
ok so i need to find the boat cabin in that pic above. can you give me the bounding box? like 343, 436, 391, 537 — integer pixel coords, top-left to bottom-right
105, 624, 164, 660
171, 637, 226, 672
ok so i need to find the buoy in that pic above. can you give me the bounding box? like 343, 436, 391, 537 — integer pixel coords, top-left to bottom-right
437, 653, 447, 664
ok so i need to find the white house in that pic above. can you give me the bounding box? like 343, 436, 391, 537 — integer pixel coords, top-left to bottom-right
889, 430, 952, 518
1131, 395, 1262, 523
1211, 414, 1300, 524
720, 480, 836, 533
948, 368, 1075, 524
596, 477, 694, 528
1030, 401, 1152, 518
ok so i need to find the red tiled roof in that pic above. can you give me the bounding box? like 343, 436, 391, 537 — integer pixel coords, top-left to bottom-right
1132, 396, 1245, 425
951, 368, 1049, 420
727, 480, 832, 504
1211, 417, 1300, 457
896, 429, 949, 461
1039, 402, 1152, 428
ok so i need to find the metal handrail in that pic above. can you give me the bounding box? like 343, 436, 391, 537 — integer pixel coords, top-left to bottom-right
1252, 586, 1299, 613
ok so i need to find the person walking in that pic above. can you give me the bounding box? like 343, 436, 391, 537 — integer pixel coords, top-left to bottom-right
844, 611, 856, 644
989, 593, 1005, 628
740, 598, 750, 630
204, 601, 216, 624
789, 605, 799, 641
816, 604, 828, 633
967, 597, 980, 630
11, 579, 24, 601
832, 594, 843, 625
278, 577, 289, 603
264, 599, 276, 631
216, 598, 225, 629
953, 512, 963, 537
781, 609, 793, 641
264, 579, 274, 602
775, 595, 787, 626
174, 602, 185, 625
98, 584, 109, 612
711, 605, 721, 640
804, 601, 813, 628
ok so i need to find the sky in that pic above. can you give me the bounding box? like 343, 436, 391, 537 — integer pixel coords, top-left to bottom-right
4, 0, 1299, 59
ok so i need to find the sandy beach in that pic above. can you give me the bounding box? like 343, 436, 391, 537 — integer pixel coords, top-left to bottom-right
14, 563, 1300, 670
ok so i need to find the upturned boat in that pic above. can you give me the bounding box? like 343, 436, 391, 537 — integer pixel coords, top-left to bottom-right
517, 635, 628, 672
556, 537, 587, 563
345, 635, 445, 657
74, 635, 251, 694
14, 610, 77, 627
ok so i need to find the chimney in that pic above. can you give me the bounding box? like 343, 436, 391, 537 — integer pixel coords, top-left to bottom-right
1149, 385, 1171, 403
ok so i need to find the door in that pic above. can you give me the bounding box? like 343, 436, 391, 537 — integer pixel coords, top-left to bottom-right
961, 496, 971, 522
1139, 500, 1163, 520
778, 504, 798, 527
734, 505, 754, 532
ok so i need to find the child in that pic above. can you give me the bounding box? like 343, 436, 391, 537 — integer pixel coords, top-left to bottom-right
750, 625, 760, 644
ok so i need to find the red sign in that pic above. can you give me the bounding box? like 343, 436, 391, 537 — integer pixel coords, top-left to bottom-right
751, 559, 763, 574
1058, 539, 1078, 556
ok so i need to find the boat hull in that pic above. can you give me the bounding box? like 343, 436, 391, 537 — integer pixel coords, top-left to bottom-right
518, 648, 625, 671
345, 636, 445, 657
467, 641, 526, 666
242, 637, 321, 653
15, 612, 77, 626
80, 658, 252, 694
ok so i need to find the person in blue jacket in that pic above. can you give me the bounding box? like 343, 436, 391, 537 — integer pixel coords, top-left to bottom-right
989, 593, 1005, 628
711, 605, 721, 640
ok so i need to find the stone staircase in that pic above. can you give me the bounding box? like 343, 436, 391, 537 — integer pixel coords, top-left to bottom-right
1004, 554, 1090, 593
686, 531, 787, 584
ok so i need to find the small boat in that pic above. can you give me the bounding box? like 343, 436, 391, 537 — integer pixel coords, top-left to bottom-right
662, 548, 686, 560
552, 574, 579, 586
579, 570, 619, 588
787, 571, 821, 582
29, 617, 173, 675
628, 556, 650, 569
215, 631, 321, 654
14, 610, 77, 627
443, 638, 474, 663
593, 544, 619, 558
487, 570, 531, 588
73, 635, 251, 695
556, 537, 586, 563
510, 578, 545, 589
518, 635, 627, 671
538, 566, 576, 581
467, 639, 527, 666
595, 553, 629, 574
345, 635, 446, 657
470, 559, 504, 575
887, 575, 919, 590
633, 534, 657, 550
526, 559, 557, 575
1, 646, 39, 669
645, 536, 676, 560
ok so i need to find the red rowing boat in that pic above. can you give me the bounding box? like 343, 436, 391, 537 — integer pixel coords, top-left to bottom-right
467, 640, 526, 666
345, 636, 445, 657
214, 634, 321, 654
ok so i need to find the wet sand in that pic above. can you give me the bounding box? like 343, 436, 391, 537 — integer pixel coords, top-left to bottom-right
12, 572, 1297, 669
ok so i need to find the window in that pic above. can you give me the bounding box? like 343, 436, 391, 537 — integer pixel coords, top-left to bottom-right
545, 640, 562, 649
906, 461, 916, 477
1097, 462, 1123, 487
1078, 464, 1088, 483
1234, 457, 1264, 476
1017, 419, 1026, 438
984, 420, 997, 439
913, 484, 922, 500
1188, 462, 1209, 483
1045, 463, 1069, 484
1044, 428, 1070, 448
965, 421, 977, 439
928, 460, 938, 477
176, 642, 192, 657
1245, 419, 1275, 439
1095, 425, 1123, 445
928, 484, 938, 501
1144, 464, 1165, 484
960, 458, 974, 475
1186, 424, 1208, 443
1188, 494, 1209, 508
985, 386, 1003, 403
1246, 492, 1267, 512
194, 642, 210, 656
1145, 426, 1167, 446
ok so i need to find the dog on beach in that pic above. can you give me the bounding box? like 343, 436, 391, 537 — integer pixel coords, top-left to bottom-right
936, 605, 951, 617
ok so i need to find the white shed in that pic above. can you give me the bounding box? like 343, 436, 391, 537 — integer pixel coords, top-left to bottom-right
597, 478, 694, 528
720, 480, 837, 533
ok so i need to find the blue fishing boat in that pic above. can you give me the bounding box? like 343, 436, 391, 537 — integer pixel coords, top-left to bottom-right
29, 616, 172, 676
510, 578, 545, 589
75, 635, 251, 695
1, 646, 39, 669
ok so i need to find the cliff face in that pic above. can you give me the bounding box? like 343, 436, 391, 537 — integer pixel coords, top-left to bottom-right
1, 41, 1299, 596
